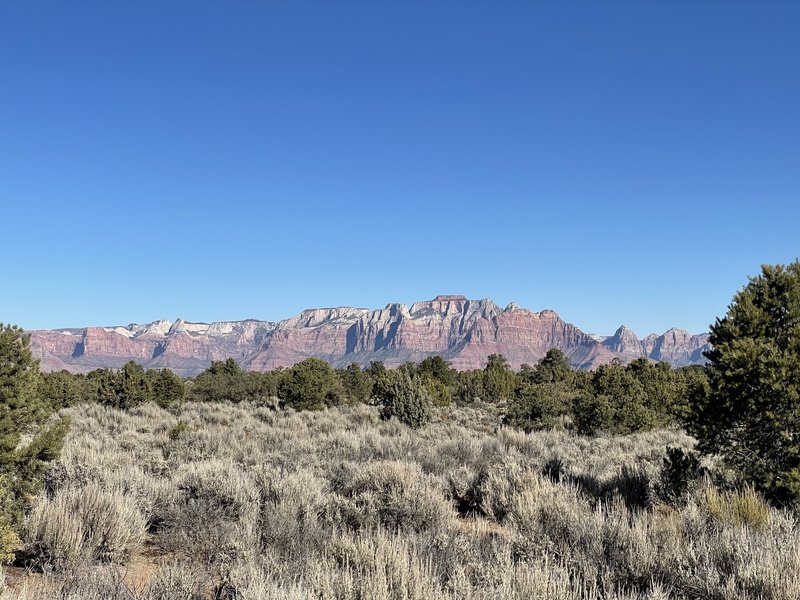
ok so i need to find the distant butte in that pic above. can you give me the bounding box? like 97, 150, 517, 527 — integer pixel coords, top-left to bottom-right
28, 296, 710, 376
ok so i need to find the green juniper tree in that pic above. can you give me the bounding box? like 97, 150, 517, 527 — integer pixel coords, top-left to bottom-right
38, 369, 88, 409
453, 369, 484, 404
377, 371, 433, 429
689, 261, 800, 504
0, 324, 69, 558
278, 357, 344, 411
482, 354, 517, 403
146, 367, 186, 409
339, 363, 373, 404
534, 348, 573, 384
92, 361, 151, 410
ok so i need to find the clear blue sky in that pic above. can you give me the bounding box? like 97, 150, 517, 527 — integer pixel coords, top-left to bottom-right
1, 2, 798, 336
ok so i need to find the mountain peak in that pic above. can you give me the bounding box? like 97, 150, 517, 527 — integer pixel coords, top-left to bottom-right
602, 324, 644, 357
431, 295, 467, 302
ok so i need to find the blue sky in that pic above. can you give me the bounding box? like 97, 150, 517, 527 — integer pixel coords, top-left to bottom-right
1, 2, 798, 336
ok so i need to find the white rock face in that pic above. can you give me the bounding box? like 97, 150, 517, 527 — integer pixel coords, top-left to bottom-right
169, 319, 211, 335
104, 326, 137, 338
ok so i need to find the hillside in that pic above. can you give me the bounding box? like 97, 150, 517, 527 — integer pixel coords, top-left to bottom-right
29, 296, 710, 376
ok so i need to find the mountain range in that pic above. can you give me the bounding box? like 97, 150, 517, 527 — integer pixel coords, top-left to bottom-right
28, 295, 711, 376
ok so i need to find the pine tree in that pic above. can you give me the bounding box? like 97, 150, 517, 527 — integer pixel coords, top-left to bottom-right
689, 261, 800, 504
0, 324, 69, 538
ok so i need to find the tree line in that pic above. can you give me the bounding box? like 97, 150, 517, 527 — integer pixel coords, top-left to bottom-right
36, 350, 706, 435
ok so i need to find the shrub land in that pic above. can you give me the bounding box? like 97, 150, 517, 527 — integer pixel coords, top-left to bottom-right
0, 260, 798, 599
3, 400, 798, 599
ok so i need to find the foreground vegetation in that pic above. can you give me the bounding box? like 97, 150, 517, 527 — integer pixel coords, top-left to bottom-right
4, 400, 799, 599
0, 260, 798, 598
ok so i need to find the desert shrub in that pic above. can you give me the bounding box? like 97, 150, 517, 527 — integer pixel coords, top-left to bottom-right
147, 561, 210, 599
572, 362, 682, 436
329, 460, 454, 533
221, 561, 316, 600
609, 464, 652, 510
24, 484, 146, 570
319, 530, 444, 600
447, 461, 541, 523
377, 373, 433, 429
159, 460, 259, 565
38, 370, 91, 409
11, 399, 800, 599
657, 447, 702, 506
167, 420, 190, 441
626, 359, 688, 422
572, 392, 614, 435
0, 511, 19, 564
254, 468, 326, 561
418, 355, 457, 386
91, 361, 151, 410
506, 381, 571, 431
189, 359, 279, 404
11, 564, 144, 599
423, 376, 452, 407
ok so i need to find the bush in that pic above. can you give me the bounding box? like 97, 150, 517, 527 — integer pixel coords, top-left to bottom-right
255, 468, 325, 559
423, 376, 452, 407
482, 354, 517, 403
506, 381, 569, 431
278, 358, 344, 411
658, 447, 702, 506
329, 461, 454, 533
146, 368, 186, 409
0, 512, 19, 564
448, 462, 540, 523
93, 361, 151, 410
453, 369, 485, 404
189, 359, 279, 404
38, 370, 90, 409
167, 420, 190, 441
377, 372, 433, 429
160, 461, 259, 565
24, 484, 147, 570
572, 392, 614, 435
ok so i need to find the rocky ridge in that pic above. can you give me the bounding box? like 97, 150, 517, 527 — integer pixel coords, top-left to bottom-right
29, 295, 710, 376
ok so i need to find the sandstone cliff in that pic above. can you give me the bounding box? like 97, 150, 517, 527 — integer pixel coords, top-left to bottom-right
28, 295, 710, 375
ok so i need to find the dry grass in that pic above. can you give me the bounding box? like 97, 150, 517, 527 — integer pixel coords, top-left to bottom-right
1, 401, 798, 599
